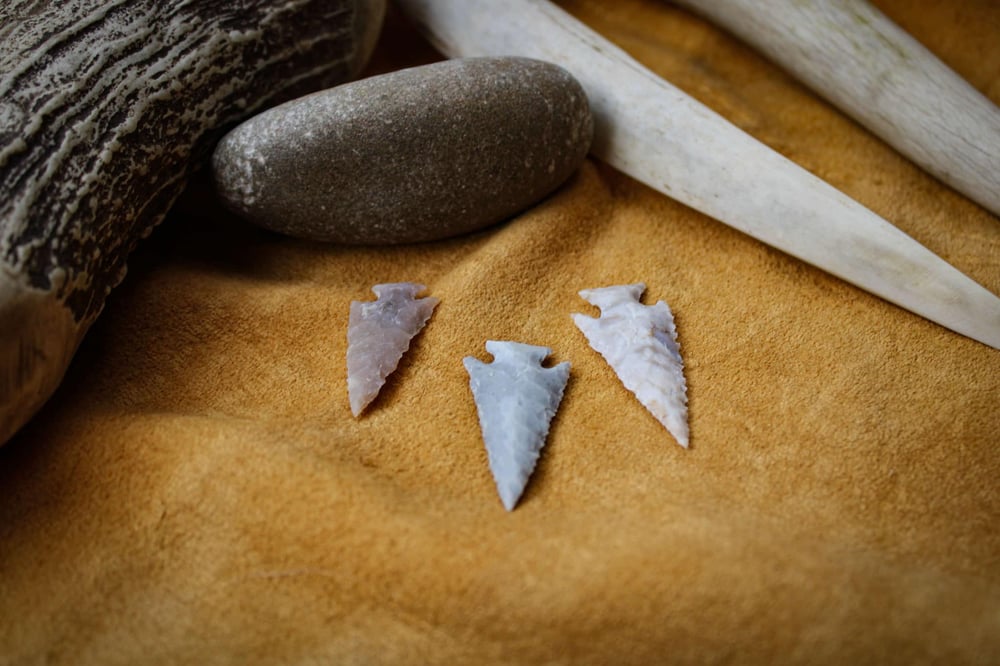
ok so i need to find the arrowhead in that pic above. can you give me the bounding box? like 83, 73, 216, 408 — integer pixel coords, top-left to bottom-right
346, 283, 438, 416
573, 283, 690, 448
464, 341, 570, 511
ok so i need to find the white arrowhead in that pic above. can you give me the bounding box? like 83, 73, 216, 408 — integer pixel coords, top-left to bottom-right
347, 283, 438, 416
464, 341, 570, 511
573, 283, 689, 448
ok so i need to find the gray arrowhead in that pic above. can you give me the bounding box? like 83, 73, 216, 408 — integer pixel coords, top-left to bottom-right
464, 341, 570, 511
347, 283, 438, 416
573, 283, 689, 448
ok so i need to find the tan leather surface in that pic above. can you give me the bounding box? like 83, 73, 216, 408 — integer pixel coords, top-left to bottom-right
2, 1, 999, 663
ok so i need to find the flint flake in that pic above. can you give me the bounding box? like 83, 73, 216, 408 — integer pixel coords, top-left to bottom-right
464, 341, 570, 511
347, 282, 438, 416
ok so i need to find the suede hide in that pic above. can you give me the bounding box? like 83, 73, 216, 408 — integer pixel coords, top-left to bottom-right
1, 1, 999, 664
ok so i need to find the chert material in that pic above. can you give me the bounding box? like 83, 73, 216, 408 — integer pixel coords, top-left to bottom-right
212, 56, 593, 244
573, 284, 689, 448
0, 0, 385, 446
464, 341, 570, 511
347, 283, 438, 416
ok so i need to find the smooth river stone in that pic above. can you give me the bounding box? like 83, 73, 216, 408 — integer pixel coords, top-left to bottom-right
211, 56, 593, 244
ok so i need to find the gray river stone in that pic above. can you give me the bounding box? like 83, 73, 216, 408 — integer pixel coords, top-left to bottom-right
211, 56, 593, 244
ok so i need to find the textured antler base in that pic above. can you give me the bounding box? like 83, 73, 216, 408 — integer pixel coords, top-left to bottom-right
0, 0, 386, 445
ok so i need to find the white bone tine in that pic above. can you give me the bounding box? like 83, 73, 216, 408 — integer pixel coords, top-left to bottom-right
395, 0, 1000, 350
673, 0, 1000, 217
